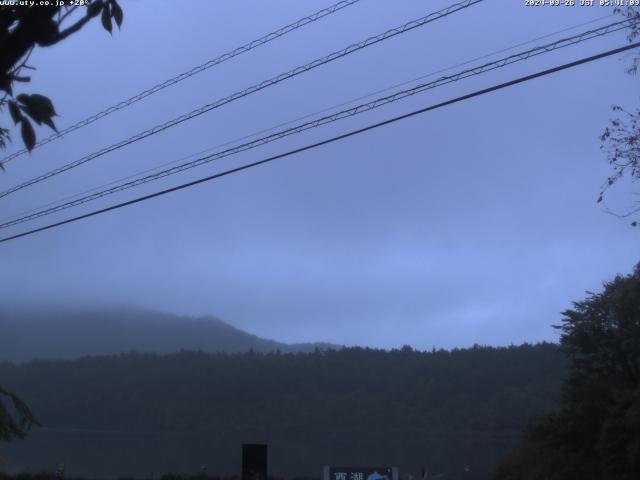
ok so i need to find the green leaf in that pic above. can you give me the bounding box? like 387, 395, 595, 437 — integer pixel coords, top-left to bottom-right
21, 93, 57, 117
16, 93, 58, 131
0, 75, 12, 96
0, 127, 9, 158
8, 100, 22, 124
33, 94, 57, 116
87, 0, 103, 18
20, 118, 36, 151
101, 3, 112, 34
110, 0, 123, 28
41, 116, 58, 133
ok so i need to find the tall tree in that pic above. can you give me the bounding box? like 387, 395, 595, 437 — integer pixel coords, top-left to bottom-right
494, 264, 640, 480
598, 7, 640, 225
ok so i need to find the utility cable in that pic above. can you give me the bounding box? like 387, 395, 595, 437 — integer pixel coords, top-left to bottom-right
1, 41, 638, 244
0, 13, 618, 224
0, 0, 484, 199
0, 0, 363, 166
1, 11, 616, 223
0, 18, 634, 229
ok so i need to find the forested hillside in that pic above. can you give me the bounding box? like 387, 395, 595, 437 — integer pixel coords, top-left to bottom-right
0, 344, 565, 479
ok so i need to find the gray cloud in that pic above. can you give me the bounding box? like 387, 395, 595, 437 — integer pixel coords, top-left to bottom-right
1, 0, 638, 350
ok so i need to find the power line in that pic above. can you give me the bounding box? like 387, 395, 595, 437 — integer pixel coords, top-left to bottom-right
0, 14, 618, 225
0, 0, 484, 200
0, 18, 634, 229
0, 0, 363, 166
1, 41, 638, 245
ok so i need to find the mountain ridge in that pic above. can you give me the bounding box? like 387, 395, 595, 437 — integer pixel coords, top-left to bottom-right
0, 305, 338, 362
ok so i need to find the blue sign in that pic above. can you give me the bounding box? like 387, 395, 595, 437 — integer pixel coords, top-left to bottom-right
328, 467, 395, 480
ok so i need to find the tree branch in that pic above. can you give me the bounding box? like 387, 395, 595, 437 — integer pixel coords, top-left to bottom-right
47, 12, 93, 45
58, 5, 80, 26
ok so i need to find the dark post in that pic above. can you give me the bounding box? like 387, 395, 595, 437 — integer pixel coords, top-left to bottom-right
242, 444, 267, 480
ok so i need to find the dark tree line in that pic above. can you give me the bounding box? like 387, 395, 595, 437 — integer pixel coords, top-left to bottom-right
0, 343, 565, 478
0, 344, 564, 436
0, 473, 317, 480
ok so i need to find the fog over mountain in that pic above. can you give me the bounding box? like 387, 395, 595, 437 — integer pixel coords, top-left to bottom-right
0, 305, 337, 363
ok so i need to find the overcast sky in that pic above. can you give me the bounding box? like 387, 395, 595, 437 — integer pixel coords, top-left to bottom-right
0, 0, 638, 349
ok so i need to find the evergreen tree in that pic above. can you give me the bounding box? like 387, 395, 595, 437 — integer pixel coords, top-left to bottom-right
494, 264, 640, 480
